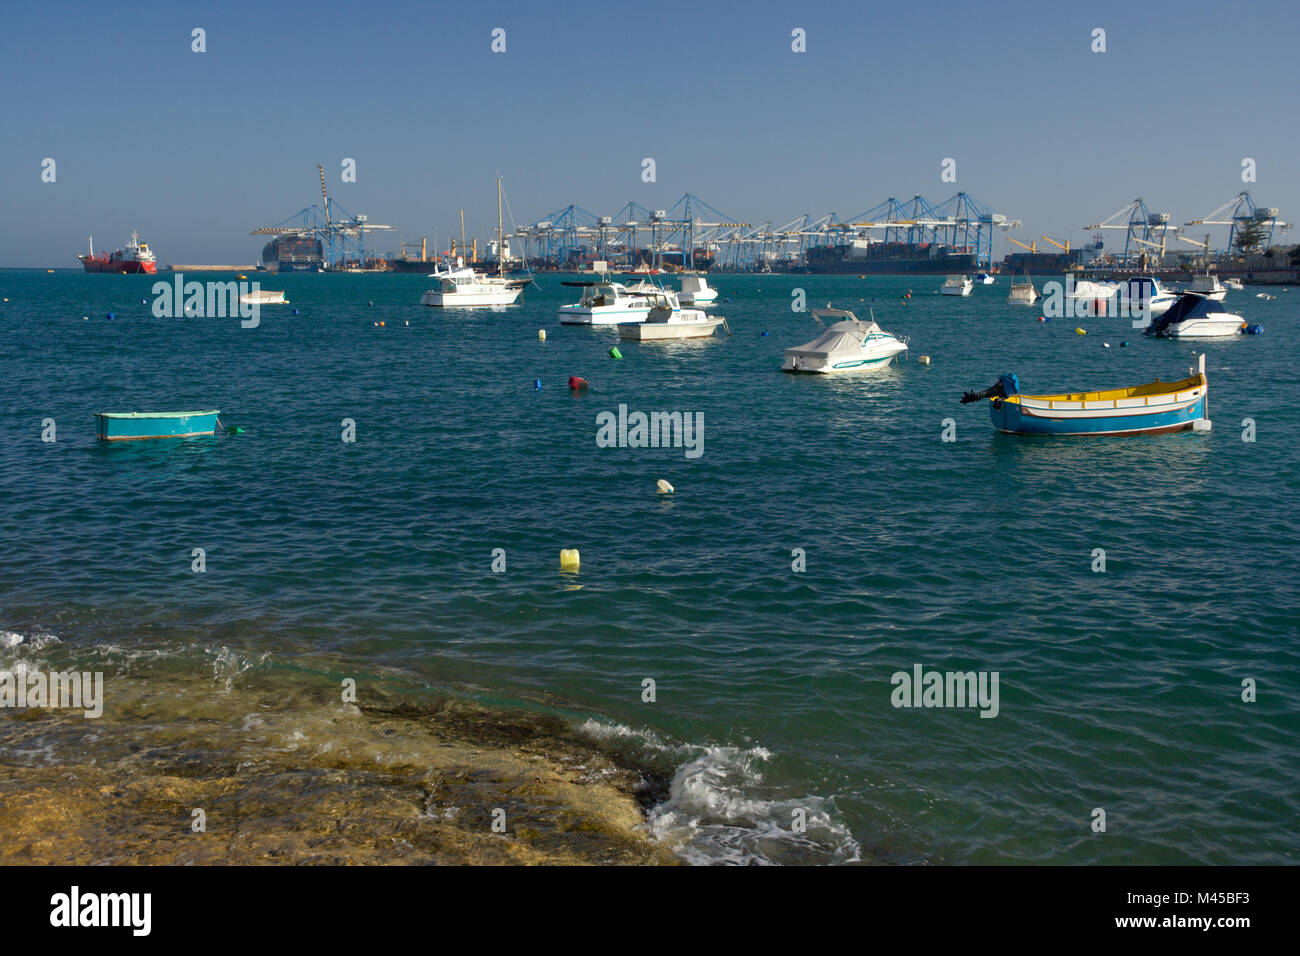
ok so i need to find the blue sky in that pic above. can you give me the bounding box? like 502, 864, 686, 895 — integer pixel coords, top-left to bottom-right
2, 0, 1297, 266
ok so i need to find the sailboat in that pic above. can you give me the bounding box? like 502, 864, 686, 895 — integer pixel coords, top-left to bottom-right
420, 178, 528, 307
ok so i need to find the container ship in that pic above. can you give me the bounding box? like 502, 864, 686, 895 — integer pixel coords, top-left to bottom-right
261, 235, 324, 272
806, 240, 979, 275
77, 232, 158, 274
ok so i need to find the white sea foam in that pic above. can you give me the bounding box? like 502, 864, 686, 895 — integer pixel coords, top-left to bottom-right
578, 718, 861, 865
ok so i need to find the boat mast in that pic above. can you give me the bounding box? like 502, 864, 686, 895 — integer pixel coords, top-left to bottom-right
497, 176, 504, 277
459, 210, 465, 265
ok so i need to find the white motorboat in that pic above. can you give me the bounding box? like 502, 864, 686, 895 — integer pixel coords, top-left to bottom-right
1144, 293, 1246, 338
1068, 278, 1120, 302
420, 177, 527, 308
239, 289, 287, 305
975, 272, 996, 285
1188, 272, 1227, 301
782, 306, 908, 373
559, 279, 656, 324
1224, 277, 1244, 291
941, 275, 974, 296
1007, 271, 1038, 305
420, 261, 524, 307
617, 290, 725, 340
678, 275, 719, 305
1118, 276, 1179, 319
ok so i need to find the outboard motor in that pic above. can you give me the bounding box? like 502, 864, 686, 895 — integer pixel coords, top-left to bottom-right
961, 373, 1019, 405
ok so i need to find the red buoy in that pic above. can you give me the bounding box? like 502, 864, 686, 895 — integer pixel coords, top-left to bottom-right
568, 376, 589, 390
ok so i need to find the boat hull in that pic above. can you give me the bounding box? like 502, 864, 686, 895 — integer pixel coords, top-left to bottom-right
95, 410, 220, 441
559, 306, 651, 325
421, 289, 521, 307
990, 390, 1206, 436
619, 320, 722, 340
79, 256, 157, 274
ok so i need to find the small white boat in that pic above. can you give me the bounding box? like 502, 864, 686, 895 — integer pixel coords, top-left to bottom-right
559, 280, 656, 324
1224, 277, 1244, 291
617, 290, 724, 340
678, 275, 719, 305
1068, 278, 1120, 302
239, 289, 287, 305
782, 307, 908, 373
1144, 293, 1246, 338
941, 275, 974, 296
1007, 271, 1038, 305
1188, 272, 1227, 301
975, 272, 995, 285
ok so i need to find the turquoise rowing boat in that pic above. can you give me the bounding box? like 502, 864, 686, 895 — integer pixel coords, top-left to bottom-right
94, 410, 220, 441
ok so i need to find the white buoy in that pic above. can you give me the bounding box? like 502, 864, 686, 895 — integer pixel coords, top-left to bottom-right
657, 479, 674, 494
918, 355, 931, 365
538, 329, 547, 340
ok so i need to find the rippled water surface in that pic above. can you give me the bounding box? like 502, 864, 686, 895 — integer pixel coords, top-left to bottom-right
2, 269, 1297, 864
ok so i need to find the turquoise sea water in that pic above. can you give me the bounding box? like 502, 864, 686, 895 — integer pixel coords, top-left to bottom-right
2, 268, 1297, 865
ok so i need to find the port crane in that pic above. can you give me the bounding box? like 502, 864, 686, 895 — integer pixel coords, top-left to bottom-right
1084, 198, 1174, 267
251, 165, 392, 269
1185, 192, 1287, 253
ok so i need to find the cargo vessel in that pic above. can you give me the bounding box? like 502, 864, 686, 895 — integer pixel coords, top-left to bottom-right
806, 241, 978, 275
77, 232, 158, 274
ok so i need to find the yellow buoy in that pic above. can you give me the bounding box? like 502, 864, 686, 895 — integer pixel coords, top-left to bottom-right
1075, 327, 1087, 335
918, 355, 931, 365
657, 479, 674, 494
560, 549, 580, 571
538, 329, 547, 340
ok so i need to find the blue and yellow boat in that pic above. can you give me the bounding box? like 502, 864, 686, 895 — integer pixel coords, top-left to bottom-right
94, 410, 220, 441
961, 356, 1209, 436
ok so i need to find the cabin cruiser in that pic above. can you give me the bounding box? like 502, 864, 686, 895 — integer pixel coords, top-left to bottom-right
1144, 294, 1246, 338
975, 272, 995, 285
1188, 272, 1227, 301
678, 275, 719, 305
558, 279, 660, 324
941, 275, 974, 296
1224, 277, 1244, 291
782, 307, 908, 373
420, 260, 525, 307
618, 290, 725, 340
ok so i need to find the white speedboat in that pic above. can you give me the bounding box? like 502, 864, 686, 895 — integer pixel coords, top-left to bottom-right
941, 275, 974, 296
1118, 276, 1179, 319
975, 272, 995, 285
1188, 272, 1227, 301
782, 307, 908, 373
678, 275, 719, 305
1068, 278, 1120, 302
1007, 271, 1038, 305
618, 290, 724, 340
559, 280, 655, 324
1144, 294, 1245, 338
1224, 277, 1244, 291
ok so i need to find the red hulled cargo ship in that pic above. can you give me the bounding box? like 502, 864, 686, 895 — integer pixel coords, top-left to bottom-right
77, 232, 158, 273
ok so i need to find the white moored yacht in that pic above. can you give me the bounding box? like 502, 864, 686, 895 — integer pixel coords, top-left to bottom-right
782, 306, 908, 373
941, 275, 974, 296
1118, 276, 1180, 320
1188, 271, 1227, 301
420, 177, 527, 308
617, 290, 725, 340
559, 279, 657, 324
